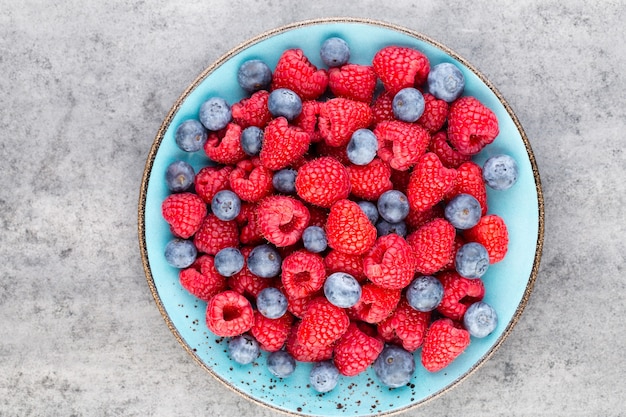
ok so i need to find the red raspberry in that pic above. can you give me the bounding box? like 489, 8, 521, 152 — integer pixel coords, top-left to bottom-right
161, 192, 207, 239
286, 290, 321, 319
231, 89, 272, 128
271, 48, 328, 100
406, 218, 456, 275
296, 297, 350, 348
389, 168, 412, 194
447, 96, 499, 155
441, 234, 466, 272
328, 64, 377, 103
314, 141, 350, 165
429, 131, 471, 169
347, 157, 393, 201
194, 165, 233, 204
318, 98, 373, 147
377, 299, 431, 352
193, 213, 239, 255
256, 195, 310, 247
407, 152, 457, 212
179, 255, 227, 302
421, 318, 471, 372
306, 205, 329, 228
281, 250, 326, 299
227, 247, 274, 298
229, 158, 273, 203
373, 120, 431, 171
363, 234, 415, 290
295, 157, 351, 208
235, 203, 264, 245
323, 250, 366, 283
293, 100, 323, 143
436, 270, 485, 321
405, 203, 445, 231
203, 123, 247, 165
286, 321, 334, 362
326, 199, 377, 256
372, 45, 430, 95
260, 117, 311, 171
205, 290, 254, 337
464, 214, 509, 263
370, 91, 395, 124
333, 322, 384, 376
349, 283, 400, 323
250, 310, 294, 352
446, 161, 488, 215
417, 93, 449, 133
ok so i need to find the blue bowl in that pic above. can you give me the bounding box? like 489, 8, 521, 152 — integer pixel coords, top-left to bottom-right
138, 18, 544, 417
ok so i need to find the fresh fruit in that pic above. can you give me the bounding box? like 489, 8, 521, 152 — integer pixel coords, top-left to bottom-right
204, 123, 247, 165
260, 117, 311, 171
205, 290, 254, 337
246, 244, 282, 278
267, 350, 296, 377
464, 214, 509, 263
179, 255, 227, 302
213, 247, 245, 277
256, 195, 310, 247
372, 45, 430, 94
377, 189, 410, 223
194, 165, 233, 204
271, 48, 329, 100
237, 59, 272, 93
296, 297, 350, 348
228, 334, 260, 364
193, 213, 239, 255
376, 220, 408, 238
356, 200, 379, 224
211, 189, 241, 221
455, 242, 490, 279
417, 93, 449, 133
323, 250, 366, 283
427, 62, 465, 102
301, 225, 328, 253
323, 272, 362, 308
318, 98, 373, 147
175, 119, 208, 152
407, 218, 456, 275
309, 360, 340, 393
267, 88, 303, 120
250, 310, 293, 352
320, 37, 350, 67
464, 301, 498, 338
349, 283, 400, 324
333, 322, 384, 377
328, 64, 377, 103
446, 160, 488, 215
239, 126, 264, 156
281, 250, 326, 299
447, 96, 499, 155
421, 318, 471, 372
429, 131, 471, 168
406, 152, 457, 213
326, 199, 377, 255
295, 156, 351, 208
363, 234, 415, 290
162, 192, 207, 239
346, 128, 378, 166
436, 270, 485, 321
444, 193, 482, 230
199, 96, 232, 131
392, 87, 425, 122
482, 154, 519, 190
405, 275, 444, 312
229, 158, 274, 203
346, 157, 393, 201
377, 299, 430, 352
164, 238, 197, 269
165, 160, 195, 193
271, 168, 297, 194
374, 120, 431, 171
256, 287, 288, 319
373, 344, 416, 388
231, 89, 272, 128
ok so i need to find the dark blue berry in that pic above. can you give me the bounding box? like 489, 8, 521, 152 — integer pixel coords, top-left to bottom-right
240, 126, 264, 156
164, 238, 197, 268
237, 59, 272, 93
256, 287, 288, 319
272, 169, 297, 194
373, 345, 416, 388
165, 160, 195, 192
267, 350, 296, 378
444, 193, 482, 229
211, 190, 241, 221
463, 301, 498, 338
320, 37, 350, 67
247, 244, 282, 278
346, 128, 378, 165
228, 334, 260, 365
309, 360, 340, 393
199, 97, 231, 131
405, 275, 444, 312
175, 119, 207, 152
323, 272, 361, 308
392, 87, 425, 122
302, 226, 328, 253
268, 88, 302, 120
427, 62, 465, 103
482, 154, 519, 191
377, 190, 410, 223
455, 242, 490, 279
375, 220, 407, 238
357, 200, 379, 225
214, 247, 245, 277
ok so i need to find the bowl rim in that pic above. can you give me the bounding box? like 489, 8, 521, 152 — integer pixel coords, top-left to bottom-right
137, 16, 545, 417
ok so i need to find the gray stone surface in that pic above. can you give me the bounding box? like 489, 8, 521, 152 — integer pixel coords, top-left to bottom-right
1, 1, 625, 416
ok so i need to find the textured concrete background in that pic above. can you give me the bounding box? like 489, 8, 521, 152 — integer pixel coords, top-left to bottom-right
1, 1, 625, 416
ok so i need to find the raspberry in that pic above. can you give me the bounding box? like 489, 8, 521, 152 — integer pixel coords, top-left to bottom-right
346, 158, 393, 201
296, 297, 350, 348
429, 131, 471, 169
323, 250, 366, 283
349, 283, 400, 323
256, 195, 310, 247
325, 199, 377, 255
405, 203, 445, 231
271, 48, 328, 100
421, 318, 471, 372
446, 161, 488, 215
417, 93, 449, 133
286, 321, 335, 362
407, 217, 456, 275
295, 157, 351, 208
363, 234, 415, 290
318, 98, 373, 147
372, 45, 430, 95
193, 213, 239, 255
205, 290, 254, 337
436, 270, 485, 321
260, 117, 311, 171
441, 234, 466, 272
161, 192, 207, 239
447, 96, 499, 155
328, 64, 377, 103
464, 214, 509, 263
231, 89, 272, 128
377, 299, 431, 352
314, 141, 350, 165
306, 205, 329, 228
229, 158, 273, 203
373, 120, 431, 171
179, 255, 227, 302
407, 152, 457, 213
285, 290, 321, 319
194, 165, 233, 204
227, 247, 274, 298
281, 250, 326, 299
293, 100, 323, 143
235, 203, 264, 245
203, 123, 247, 165
250, 310, 294, 352
370, 91, 395, 124
333, 322, 384, 376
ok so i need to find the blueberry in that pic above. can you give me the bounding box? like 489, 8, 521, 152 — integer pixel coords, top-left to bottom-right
267, 350, 296, 378
164, 238, 197, 268
256, 287, 288, 319
302, 226, 328, 253
174, 119, 207, 152
214, 247, 245, 277
228, 334, 260, 365
346, 128, 378, 165
323, 272, 361, 308
240, 126, 264, 156
392, 87, 425, 122
375, 220, 407, 238
247, 244, 282, 278
211, 190, 241, 221
377, 190, 410, 223
444, 193, 482, 229
455, 242, 490, 279
268, 88, 302, 120
482, 154, 519, 191
199, 97, 232, 131
272, 169, 297, 194
320, 37, 350, 67
427, 62, 465, 102
237, 59, 272, 93
309, 360, 340, 393
373, 345, 416, 388
463, 301, 498, 338
165, 160, 195, 192
357, 201, 379, 225
406, 275, 444, 312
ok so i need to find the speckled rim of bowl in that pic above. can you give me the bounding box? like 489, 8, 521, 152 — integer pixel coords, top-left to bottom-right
137, 17, 544, 416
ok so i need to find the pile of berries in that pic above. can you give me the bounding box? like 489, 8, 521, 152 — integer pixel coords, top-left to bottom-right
161, 37, 519, 392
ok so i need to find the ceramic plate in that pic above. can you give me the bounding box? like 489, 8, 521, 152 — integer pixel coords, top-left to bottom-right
138, 18, 544, 417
